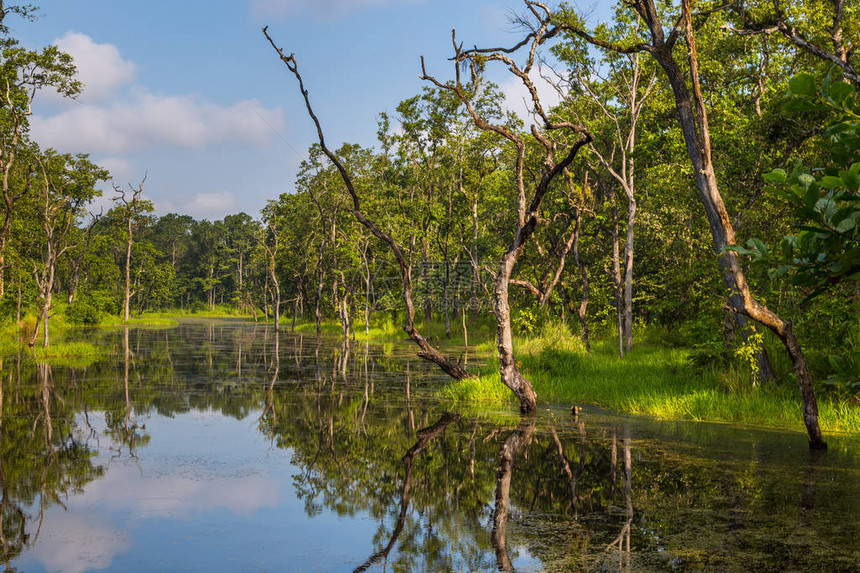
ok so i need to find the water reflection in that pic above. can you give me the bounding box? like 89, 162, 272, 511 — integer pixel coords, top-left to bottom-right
491, 416, 536, 572
0, 321, 857, 572
354, 412, 461, 572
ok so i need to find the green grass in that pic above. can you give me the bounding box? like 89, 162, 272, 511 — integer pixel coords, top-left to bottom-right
96, 304, 256, 326
289, 312, 498, 346
96, 314, 179, 327
30, 341, 101, 366
442, 321, 860, 436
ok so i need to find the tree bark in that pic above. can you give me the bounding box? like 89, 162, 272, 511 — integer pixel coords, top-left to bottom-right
649, 0, 824, 447
572, 206, 591, 352
314, 237, 324, 336
623, 196, 635, 352
609, 186, 624, 359
419, 13, 591, 410
123, 217, 132, 321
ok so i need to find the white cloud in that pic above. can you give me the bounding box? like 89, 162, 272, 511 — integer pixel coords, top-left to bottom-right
182, 191, 236, 218
96, 156, 134, 180
31, 93, 285, 154
55, 31, 137, 101
251, 0, 395, 19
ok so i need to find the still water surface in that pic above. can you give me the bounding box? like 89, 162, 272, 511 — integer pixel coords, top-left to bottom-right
1, 320, 858, 572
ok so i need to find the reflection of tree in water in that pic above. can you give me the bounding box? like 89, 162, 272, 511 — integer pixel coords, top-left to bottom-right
491, 416, 536, 572
0, 323, 855, 572
0, 354, 104, 571
353, 412, 461, 572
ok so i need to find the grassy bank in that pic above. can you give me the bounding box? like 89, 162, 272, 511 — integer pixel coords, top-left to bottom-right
291, 311, 498, 346
442, 322, 860, 436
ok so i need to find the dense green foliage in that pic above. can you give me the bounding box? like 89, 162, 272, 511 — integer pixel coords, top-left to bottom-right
0, 2, 857, 420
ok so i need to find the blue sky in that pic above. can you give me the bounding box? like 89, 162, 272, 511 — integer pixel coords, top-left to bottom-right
14, 0, 610, 220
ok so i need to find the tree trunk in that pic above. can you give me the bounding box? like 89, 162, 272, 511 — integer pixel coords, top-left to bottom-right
495, 250, 538, 414
16, 275, 22, 323
422, 239, 432, 322
470, 195, 479, 321
315, 238, 324, 336
42, 275, 53, 348
609, 187, 624, 359
623, 196, 635, 352
648, 0, 825, 448
291, 278, 301, 332
265, 34, 470, 380
263, 273, 269, 321
270, 270, 281, 332
572, 207, 591, 352
123, 217, 133, 322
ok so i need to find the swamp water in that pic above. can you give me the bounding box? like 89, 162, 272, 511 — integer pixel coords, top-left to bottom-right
0, 319, 857, 572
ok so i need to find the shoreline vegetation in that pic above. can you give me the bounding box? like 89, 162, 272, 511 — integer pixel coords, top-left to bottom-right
4, 309, 857, 437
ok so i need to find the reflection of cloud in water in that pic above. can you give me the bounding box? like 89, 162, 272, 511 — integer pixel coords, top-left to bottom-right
26, 460, 278, 572
28, 512, 130, 573
78, 463, 279, 519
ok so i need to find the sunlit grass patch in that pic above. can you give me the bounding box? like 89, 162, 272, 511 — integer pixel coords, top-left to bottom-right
442, 323, 860, 436
442, 369, 515, 405
97, 314, 179, 327
30, 341, 101, 366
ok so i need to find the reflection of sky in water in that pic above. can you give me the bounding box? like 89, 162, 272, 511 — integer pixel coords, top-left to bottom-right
16, 410, 381, 573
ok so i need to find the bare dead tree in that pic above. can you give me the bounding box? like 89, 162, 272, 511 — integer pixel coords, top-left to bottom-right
263, 27, 470, 380
112, 176, 150, 323
420, 1, 592, 413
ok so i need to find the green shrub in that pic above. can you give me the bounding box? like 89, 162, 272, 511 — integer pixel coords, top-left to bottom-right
66, 297, 103, 325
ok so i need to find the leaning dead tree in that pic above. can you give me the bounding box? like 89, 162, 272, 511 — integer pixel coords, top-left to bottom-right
421, 1, 592, 413
263, 27, 470, 380
557, 0, 825, 448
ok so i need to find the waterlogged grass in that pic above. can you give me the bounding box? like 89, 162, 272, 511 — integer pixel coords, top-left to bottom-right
97, 314, 179, 327
31, 341, 101, 365
443, 322, 860, 436
291, 313, 499, 347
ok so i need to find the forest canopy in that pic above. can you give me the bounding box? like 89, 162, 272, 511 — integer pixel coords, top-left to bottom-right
1, 1, 857, 447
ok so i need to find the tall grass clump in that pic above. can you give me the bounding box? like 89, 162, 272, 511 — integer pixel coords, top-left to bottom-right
441, 320, 860, 436
31, 341, 101, 363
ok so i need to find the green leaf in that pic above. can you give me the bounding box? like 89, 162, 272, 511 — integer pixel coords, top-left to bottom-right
747, 238, 768, 258
724, 245, 754, 256
763, 169, 787, 184
820, 175, 844, 189
788, 73, 817, 98
803, 184, 819, 209
798, 173, 816, 190
840, 170, 860, 191
782, 98, 820, 113
835, 216, 856, 233
828, 81, 854, 105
